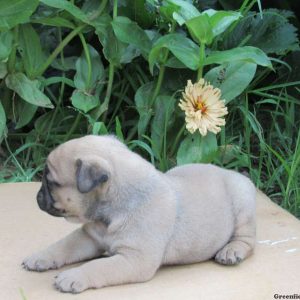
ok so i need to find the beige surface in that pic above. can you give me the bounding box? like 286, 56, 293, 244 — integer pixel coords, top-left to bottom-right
0, 182, 299, 300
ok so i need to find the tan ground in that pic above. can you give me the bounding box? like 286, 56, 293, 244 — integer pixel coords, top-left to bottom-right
0, 182, 299, 300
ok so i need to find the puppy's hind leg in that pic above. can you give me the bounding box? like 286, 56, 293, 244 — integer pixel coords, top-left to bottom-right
215, 182, 256, 265
215, 216, 256, 265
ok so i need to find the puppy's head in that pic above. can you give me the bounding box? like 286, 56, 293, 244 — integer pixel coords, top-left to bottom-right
37, 139, 112, 223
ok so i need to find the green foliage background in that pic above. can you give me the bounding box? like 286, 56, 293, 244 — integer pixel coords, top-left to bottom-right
0, 0, 299, 217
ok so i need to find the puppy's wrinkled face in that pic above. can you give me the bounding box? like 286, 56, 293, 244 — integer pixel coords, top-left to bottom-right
37, 144, 111, 224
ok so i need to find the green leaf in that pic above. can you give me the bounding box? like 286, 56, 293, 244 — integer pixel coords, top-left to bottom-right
94, 14, 127, 66
5, 73, 53, 108
0, 0, 39, 30
127, 139, 155, 165
185, 10, 241, 44
185, 14, 213, 44
151, 95, 175, 158
42, 76, 75, 88
160, 0, 200, 25
117, 0, 156, 28
0, 31, 13, 62
112, 16, 152, 57
71, 90, 99, 113
149, 33, 199, 73
81, 0, 103, 15
0, 101, 6, 139
159, 2, 180, 22
238, 105, 264, 144
120, 44, 141, 64
15, 100, 38, 129
172, 4, 200, 25
40, 0, 90, 24
92, 121, 108, 135
74, 44, 104, 91
19, 24, 46, 78
51, 56, 77, 71
115, 116, 124, 142
205, 61, 257, 103
31, 16, 75, 29
216, 144, 249, 168
165, 56, 186, 69
177, 132, 218, 165
203, 9, 242, 37
95, 15, 141, 66
33, 112, 51, 134
223, 9, 299, 55
204, 46, 272, 68
134, 82, 155, 137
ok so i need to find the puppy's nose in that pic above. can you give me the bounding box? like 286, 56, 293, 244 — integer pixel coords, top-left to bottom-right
37, 188, 47, 211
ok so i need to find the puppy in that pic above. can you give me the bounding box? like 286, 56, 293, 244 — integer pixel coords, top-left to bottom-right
22, 135, 256, 293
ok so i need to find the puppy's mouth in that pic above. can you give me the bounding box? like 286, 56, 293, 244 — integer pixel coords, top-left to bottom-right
51, 208, 68, 217
44, 206, 66, 217
37, 189, 60, 217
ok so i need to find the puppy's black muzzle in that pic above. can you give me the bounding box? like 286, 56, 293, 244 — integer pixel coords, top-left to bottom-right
37, 167, 63, 217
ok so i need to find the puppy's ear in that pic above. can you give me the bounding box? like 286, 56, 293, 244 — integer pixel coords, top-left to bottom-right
75, 158, 109, 193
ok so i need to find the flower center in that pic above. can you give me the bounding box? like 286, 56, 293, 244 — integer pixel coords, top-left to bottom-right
195, 96, 207, 113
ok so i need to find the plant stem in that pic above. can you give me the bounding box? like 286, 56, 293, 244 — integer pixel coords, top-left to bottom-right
151, 21, 176, 104
197, 42, 206, 80
223, 0, 252, 44
4, 138, 27, 179
170, 124, 186, 157
113, 0, 118, 18
286, 128, 300, 201
151, 65, 165, 105
107, 64, 115, 103
64, 113, 82, 142
100, 63, 115, 121
96, 0, 118, 120
108, 82, 129, 128
221, 126, 226, 146
78, 32, 92, 89
33, 24, 86, 78
243, 0, 259, 15
244, 93, 253, 175
98, 0, 109, 16
125, 123, 139, 142
34, 1, 109, 78
240, 0, 251, 13
43, 27, 66, 149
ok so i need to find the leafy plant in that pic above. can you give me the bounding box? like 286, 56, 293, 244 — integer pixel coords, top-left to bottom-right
0, 0, 299, 217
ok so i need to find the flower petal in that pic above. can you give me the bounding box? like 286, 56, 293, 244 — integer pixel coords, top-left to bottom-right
178, 78, 228, 136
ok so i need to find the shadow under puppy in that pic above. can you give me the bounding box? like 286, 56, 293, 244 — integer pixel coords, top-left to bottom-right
22, 135, 256, 293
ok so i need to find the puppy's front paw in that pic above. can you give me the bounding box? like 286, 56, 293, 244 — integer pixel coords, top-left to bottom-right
54, 268, 89, 294
22, 253, 61, 272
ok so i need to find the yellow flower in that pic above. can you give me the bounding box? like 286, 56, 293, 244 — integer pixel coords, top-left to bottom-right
179, 79, 228, 136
